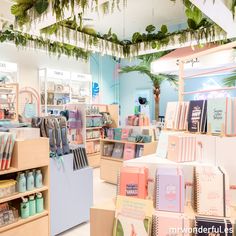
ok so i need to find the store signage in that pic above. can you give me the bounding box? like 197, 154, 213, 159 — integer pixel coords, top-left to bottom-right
0, 61, 17, 73
71, 72, 92, 81
47, 69, 70, 80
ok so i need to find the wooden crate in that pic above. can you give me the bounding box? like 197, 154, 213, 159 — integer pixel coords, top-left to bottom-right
11, 138, 49, 170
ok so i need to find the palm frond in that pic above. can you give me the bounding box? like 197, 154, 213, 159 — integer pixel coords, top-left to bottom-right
223, 73, 236, 87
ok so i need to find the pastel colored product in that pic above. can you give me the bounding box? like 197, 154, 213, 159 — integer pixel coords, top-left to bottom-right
155, 166, 185, 213
118, 166, 148, 199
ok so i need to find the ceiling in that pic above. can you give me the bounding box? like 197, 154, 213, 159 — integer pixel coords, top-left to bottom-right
82, 0, 187, 39
0, 0, 187, 40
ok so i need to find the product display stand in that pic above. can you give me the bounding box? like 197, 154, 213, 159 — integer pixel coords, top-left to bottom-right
0, 137, 50, 236
50, 154, 93, 236
100, 139, 158, 184
86, 104, 119, 168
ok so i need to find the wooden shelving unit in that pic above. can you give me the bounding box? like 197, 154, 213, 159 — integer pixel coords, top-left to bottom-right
86, 104, 119, 168
100, 139, 158, 184
0, 138, 50, 236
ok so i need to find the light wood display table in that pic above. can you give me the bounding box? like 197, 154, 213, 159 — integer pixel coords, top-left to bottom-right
100, 139, 158, 184
0, 138, 50, 236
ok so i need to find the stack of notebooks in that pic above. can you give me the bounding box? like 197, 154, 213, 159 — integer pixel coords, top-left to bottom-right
155, 167, 185, 213
118, 166, 148, 199
167, 133, 197, 162
103, 143, 144, 159
165, 101, 189, 130
194, 166, 230, 217
0, 132, 16, 171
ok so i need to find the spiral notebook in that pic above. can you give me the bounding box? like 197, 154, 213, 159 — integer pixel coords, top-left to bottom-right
155, 167, 184, 213
152, 211, 192, 236
118, 166, 148, 199
194, 166, 230, 217
195, 216, 233, 236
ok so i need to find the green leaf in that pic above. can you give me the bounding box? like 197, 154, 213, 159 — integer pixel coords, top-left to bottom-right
161, 25, 168, 34
145, 25, 156, 33
34, 0, 49, 14
132, 32, 142, 43
187, 18, 198, 30
151, 41, 157, 49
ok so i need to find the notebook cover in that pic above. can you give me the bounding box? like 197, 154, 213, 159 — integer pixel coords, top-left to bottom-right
119, 166, 148, 198
114, 128, 122, 140
174, 103, 182, 130
195, 216, 233, 236
167, 135, 183, 162
113, 196, 153, 236
112, 143, 124, 158
165, 102, 178, 129
123, 143, 136, 161
155, 167, 184, 213
152, 211, 191, 236
187, 100, 206, 133
207, 98, 227, 134
121, 129, 130, 140
195, 166, 230, 217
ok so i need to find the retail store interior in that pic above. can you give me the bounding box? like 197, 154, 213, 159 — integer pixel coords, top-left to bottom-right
1, 0, 236, 235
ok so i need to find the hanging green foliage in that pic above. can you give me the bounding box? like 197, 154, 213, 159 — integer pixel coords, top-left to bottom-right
11, 0, 125, 27
0, 25, 89, 60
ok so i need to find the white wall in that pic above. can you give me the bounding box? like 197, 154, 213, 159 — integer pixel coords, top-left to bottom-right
0, 43, 90, 91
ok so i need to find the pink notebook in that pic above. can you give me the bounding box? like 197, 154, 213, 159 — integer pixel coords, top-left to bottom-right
155, 167, 185, 213
118, 166, 148, 199
123, 143, 135, 160
121, 128, 130, 140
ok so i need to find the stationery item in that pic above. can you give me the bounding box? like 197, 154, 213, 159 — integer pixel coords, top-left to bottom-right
21, 197, 30, 219
194, 166, 230, 217
35, 170, 43, 188
178, 102, 189, 130
135, 145, 144, 158
225, 97, 236, 136
103, 143, 114, 156
195, 216, 233, 236
152, 211, 192, 236
187, 100, 207, 133
29, 195, 36, 216
167, 133, 196, 162
36, 193, 44, 213
107, 128, 114, 139
123, 143, 136, 161
113, 196, 153, 236
72, 147, 89, 170
18, 173, 26, 193
207, 98, 227, 134
112, 143, 124, 159
27, 172, 34, 191
114, 128, 122, 140
121, 128, 130, 140
155, 166, 184, 213
0, 180, 16, 198
118, 166, 148, 199
0, 203, 18, 227
165, 102, 178, 129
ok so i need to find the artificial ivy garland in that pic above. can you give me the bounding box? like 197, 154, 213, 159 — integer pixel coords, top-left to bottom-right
0, 25, 89, 60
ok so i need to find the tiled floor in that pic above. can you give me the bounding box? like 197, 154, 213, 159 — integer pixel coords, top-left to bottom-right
59, 168, 116, 236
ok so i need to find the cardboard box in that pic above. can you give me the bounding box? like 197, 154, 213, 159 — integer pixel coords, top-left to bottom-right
90, 201, 115, 236
12, 137, 49, 170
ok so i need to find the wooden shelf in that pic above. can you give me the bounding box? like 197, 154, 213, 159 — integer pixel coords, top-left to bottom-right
86, 138, 101, 142
0, 167, 18, 176
100, 138, 151, 145
0, 164, 49, 176
0, 211, 49, 233
101, 156, 123, 162
86, 114, 102, 117
87, 152, 100, 156
0, 186, 48, 204
86, 127, 103, 130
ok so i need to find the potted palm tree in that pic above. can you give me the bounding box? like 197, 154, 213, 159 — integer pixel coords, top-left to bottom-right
119, 52, 178, 120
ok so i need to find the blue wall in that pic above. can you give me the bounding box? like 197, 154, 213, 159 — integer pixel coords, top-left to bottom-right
90, 53, 119, 104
